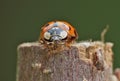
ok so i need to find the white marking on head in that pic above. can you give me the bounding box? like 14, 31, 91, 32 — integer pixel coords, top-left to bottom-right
60, 31, 68, 39
44, 32, 51, 40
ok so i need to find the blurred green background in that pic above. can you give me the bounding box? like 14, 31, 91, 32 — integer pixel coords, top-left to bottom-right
0, 0, 120, 81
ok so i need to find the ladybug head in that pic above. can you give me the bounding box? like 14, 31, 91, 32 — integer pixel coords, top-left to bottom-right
44, 26, 68, 43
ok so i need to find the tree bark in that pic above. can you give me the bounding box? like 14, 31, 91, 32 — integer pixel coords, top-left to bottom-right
16, 41, 115, 81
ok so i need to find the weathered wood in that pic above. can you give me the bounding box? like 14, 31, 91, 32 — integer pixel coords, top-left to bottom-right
16, 41, 114, 81
114, 68, 120, 81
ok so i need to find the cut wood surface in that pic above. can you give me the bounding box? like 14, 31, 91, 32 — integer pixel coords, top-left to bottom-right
17, 41, 117, 81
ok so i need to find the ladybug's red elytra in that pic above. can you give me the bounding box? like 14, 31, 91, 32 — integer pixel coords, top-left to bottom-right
39, 20, 78, 50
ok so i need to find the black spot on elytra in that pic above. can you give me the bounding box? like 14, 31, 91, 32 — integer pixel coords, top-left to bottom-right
69, 26, 71, 30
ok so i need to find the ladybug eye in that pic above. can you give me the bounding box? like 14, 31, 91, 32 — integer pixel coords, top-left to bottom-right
60, 31, 68, 39
44, 32, 51, 40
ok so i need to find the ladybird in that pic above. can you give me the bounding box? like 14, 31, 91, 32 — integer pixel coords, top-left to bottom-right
39, 21, 78, 51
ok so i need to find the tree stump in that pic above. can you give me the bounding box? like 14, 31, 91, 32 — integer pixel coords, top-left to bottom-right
16, 41, 115, 81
